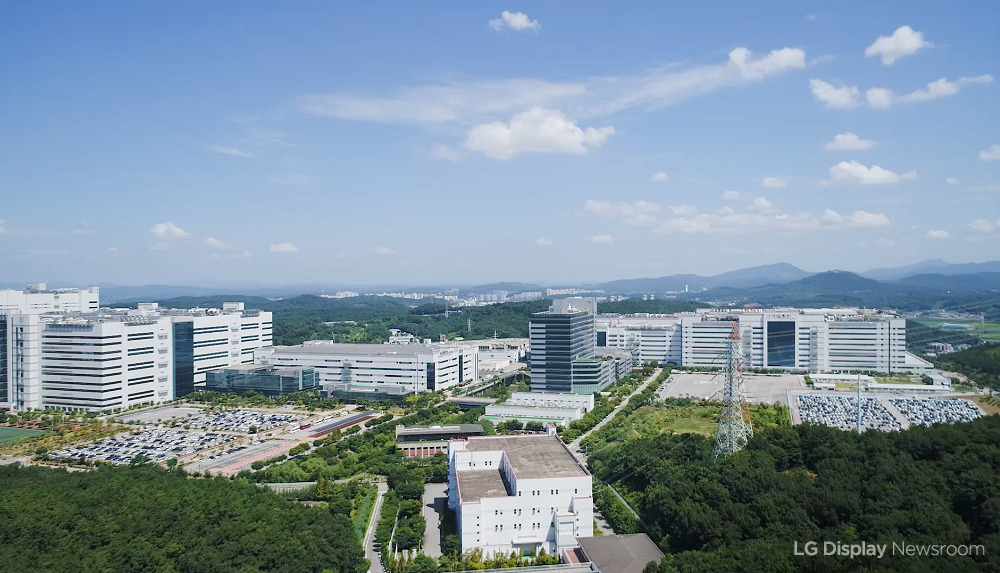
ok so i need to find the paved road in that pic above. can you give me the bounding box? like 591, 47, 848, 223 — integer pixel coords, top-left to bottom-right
365, 481, 389, 573
570, 368, 663, 450
421, 482, 447, 558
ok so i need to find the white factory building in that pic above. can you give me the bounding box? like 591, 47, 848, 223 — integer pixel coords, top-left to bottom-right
596, 308, 930, 374
1, 289, 272, 412
267, 340, 479, 399
447, 434, 593, 558
483, 391, 595, 427
0, 284, 100, 315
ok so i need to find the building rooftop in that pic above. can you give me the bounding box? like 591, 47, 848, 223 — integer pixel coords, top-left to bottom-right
460, 434, 587, 479
578, 534, 664, 573
274, 342, 459, 356
396, 424, 485, 437
456, 469, 510, 503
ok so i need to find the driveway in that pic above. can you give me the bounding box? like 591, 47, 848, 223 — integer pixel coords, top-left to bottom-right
422, 482, 448, 558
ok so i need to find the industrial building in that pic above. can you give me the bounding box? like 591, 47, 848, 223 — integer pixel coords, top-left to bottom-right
203, 364, 319, 397
0, 284, 100, 315
1, 292, 272, 412
447, 433, 593, 558
482, 391, 595, 427
267, 340, 479, 400
395, 423, 485, 457
597, 308, 930, 374
529, 298, 634, 394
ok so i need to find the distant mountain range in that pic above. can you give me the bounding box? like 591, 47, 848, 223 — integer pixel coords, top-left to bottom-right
591, 262, 813, 294
862, 259, 1000, 281
10, 259, 997, 303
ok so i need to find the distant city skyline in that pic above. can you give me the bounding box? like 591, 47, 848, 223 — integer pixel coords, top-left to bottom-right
2, 2, 998, 285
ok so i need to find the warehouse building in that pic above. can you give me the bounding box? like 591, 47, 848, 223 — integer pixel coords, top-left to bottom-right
395, 423, 484, 457
268, 340, 478, 400
447, 433, 593, 557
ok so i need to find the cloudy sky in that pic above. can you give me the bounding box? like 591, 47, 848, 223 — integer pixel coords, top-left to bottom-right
1, 2, 998, 287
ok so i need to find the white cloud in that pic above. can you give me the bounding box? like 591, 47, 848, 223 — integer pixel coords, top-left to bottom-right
979, 145, 1000, 161
107, 246, 119, 253
373, 246, 396, 255
270, 242, 298, 254
946, 177, 960, 185
589, 234, 615, 245
722, 190, 742, 201
299, 46, 805, 125
969, 218, 1000, 233
150, 222, 191, 239
651, 171, 669, 182
926, 229, 950, 239
827, 161, 916, 185
464, 108, 614, 159
298, 80, 584, 124
821, 209, 892, 228
489, 11, 539, 32
762, 177, 788, 188
430, 143, 465, 161
825, 133, 877, 151
149, 243, 170, 251
865, 87, 894, 109
815, 75, 992, 110
865, 26, 932, 65
204, 237, 232, 250
809, 79, 861, 108
535, 237, 554, 246
585, 200, 661, 227
208, 144, 256, 158
587, 197, 891, 235
0, 219, 4, 235
877, 238, 898, 248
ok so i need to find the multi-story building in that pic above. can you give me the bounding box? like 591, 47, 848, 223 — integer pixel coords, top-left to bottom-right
596, 308, 927, 373
1, 300, 272, 412
268, 341, 478, 400
203, 364, 319, 397
447, 433, 593, 558
0, 284, 100, 315
483, 391, 595, 427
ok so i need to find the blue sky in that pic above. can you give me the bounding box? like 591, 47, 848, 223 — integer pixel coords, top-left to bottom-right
1, 1, 998, 287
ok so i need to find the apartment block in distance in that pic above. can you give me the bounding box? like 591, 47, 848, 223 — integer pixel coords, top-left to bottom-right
447, 433, 593, 558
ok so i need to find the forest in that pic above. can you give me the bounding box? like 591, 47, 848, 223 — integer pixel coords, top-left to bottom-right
0, 464, 368, 573
112, 296, 706, 346
934, 344, 1000, 390
586, 417, 1000, 573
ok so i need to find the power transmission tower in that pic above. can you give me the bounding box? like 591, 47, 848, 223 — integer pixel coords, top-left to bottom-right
467, 318, 472, 335
713, 323, 753, 460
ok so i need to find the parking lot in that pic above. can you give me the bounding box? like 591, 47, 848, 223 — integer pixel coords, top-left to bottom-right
115, 406, 203, 425
889, 397, 983, 426
184, 439, 297, 475
794, 394, 903, 431
184, 410, 304, 433
51, 429, 237, 465
659, 372, 805, 405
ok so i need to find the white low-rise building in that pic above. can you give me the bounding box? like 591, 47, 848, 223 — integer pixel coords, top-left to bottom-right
483, 391, 595, 427
448, 434, 593, 558
269, 341, 478, 399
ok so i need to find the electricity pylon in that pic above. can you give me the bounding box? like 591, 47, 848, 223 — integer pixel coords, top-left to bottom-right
713, 323, 754, 460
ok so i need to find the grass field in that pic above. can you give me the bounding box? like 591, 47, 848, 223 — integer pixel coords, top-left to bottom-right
912, 319, 1000, 341
0, 427, 47, 446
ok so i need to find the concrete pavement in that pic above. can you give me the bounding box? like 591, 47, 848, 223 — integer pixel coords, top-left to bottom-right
421, 482, 447, 558
364, 480, 389, 573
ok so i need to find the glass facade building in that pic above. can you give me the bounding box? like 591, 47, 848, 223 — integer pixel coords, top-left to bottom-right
172, 321, 195, 398
204, 365, 318, 397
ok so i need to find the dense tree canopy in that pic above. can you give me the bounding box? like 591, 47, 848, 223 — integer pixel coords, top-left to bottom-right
590, 418, 1000, 573
0, 465, 368, 573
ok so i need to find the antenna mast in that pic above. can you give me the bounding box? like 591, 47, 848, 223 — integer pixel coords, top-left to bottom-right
713, 323, 754, 460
